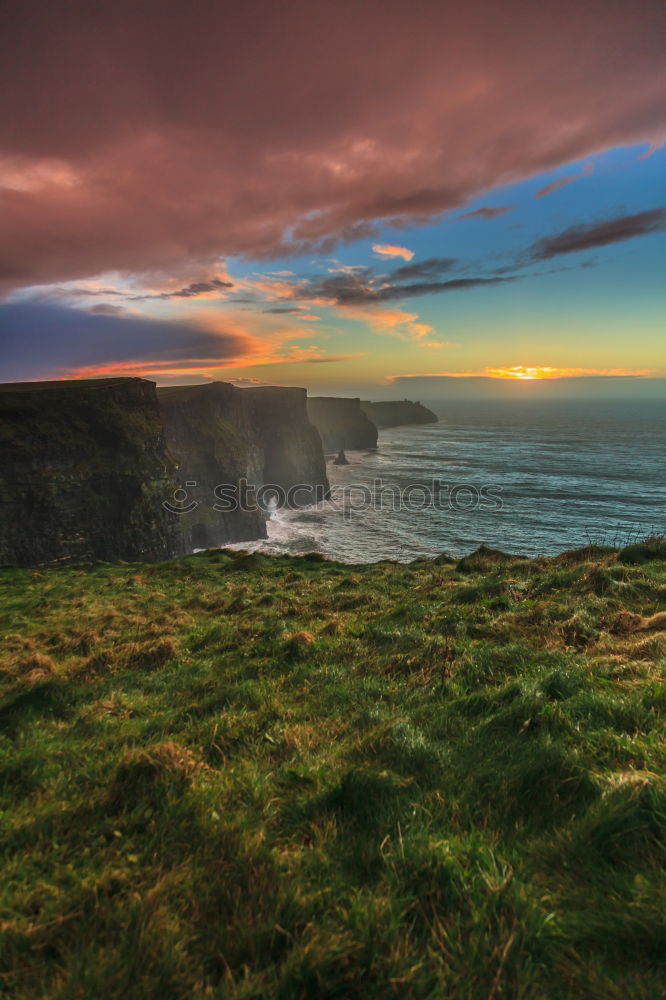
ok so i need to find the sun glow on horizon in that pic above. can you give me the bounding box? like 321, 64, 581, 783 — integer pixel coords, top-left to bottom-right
488, 366, 559, 380
486, 366, 655, 380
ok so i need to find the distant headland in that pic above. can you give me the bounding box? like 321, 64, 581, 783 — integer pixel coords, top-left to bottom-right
360, 399, 438, 428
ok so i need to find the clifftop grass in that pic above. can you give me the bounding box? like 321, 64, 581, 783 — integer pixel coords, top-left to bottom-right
1, 542, 665, 998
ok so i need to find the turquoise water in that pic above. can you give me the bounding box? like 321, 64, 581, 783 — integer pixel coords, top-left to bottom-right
236, 399, 666, 562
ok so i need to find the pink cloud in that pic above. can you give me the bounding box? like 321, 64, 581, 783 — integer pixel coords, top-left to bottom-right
372, 244, 415, 261
0, 1, 665, 292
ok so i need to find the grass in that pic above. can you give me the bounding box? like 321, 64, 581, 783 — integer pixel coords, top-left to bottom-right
0, 541, 664, 998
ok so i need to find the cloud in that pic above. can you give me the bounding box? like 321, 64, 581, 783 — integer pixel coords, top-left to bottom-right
534, 162, 593, 198
384, 374, 664, 399
168, 278, 233, 298
130, 277, 233, 300
381, 277, 516, 300
1, 0, 665, 291
293, 270, 376, 305
300, 354, 365, 364
372, 244, 414, 261
484, 365, 654, 379
531, 208, 666, 259
458, 205, 514, 220
388, 368, 655, 382
30, 276, 234, 305
297, 269, 516, 305
262, 307, 304, 314
390, 257, 457, 281
89, 303, 125, 315
637, 141, 665, 161
0, 301, 258, 381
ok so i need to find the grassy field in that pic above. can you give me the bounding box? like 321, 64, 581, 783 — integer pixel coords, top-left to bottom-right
0, 541, 664, 998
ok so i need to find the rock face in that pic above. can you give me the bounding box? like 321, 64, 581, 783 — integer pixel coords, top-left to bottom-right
306, 397, 378, 452
243, 386, 329, 501
157, 381, 267, 552
158, 382, 329, 552
0, 378, 177, 567
360, 400, 438, 428
0, 377, 330, 567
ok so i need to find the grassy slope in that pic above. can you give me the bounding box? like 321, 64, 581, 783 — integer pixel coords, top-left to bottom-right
0, 542, 664, 999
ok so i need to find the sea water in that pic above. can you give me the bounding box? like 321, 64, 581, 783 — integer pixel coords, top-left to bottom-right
232, 399, 666, 562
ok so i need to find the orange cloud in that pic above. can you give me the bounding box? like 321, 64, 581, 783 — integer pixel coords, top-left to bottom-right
372, 244, 415, 261
335, 304, 440, 345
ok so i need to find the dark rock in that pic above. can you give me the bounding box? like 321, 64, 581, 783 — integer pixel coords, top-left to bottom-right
157, 381, 266, 552
158, 382, 329, 552
360, 400, 438, 428
0, 377, 330, 566
306, 396, 378, 452
244, 385, 329, 499
0, 378, 177, 566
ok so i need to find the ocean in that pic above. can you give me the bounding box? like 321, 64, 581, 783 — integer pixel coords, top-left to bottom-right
232, 399, 666, 562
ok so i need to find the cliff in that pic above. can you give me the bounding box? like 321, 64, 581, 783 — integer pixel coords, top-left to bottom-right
360, 399, 438, 428
158, 382, 328, 552
0, 378, 177, 567
0, 377, 329, 567
157, 381, 267, 552
306, 396, 378, 452
243, 386, 329, 499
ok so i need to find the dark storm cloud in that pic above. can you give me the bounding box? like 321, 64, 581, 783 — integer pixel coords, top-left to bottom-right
0, 302, 255, 381
1, 0, 665, 291
531, 208, 666, 260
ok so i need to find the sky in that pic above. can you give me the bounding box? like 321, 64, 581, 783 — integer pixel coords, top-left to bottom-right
1, 0, 665, 398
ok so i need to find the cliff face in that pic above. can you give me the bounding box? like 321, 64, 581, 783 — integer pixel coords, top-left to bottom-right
158, 382, 329, 552
157, 382, 267, 552
0, 378, 176, 567
0, 377, 330, 567
306, 397, 378, 452
244, 386, 329, 502
360, 400, 438, 428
